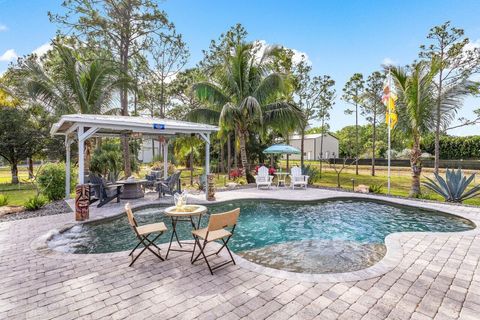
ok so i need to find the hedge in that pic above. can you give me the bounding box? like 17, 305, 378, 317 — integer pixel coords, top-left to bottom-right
421, 135, 480, 160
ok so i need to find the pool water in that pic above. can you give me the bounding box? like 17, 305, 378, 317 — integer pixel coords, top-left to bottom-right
49, 199, 475, 273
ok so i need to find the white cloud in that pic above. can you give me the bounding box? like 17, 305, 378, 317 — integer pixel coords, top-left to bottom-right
382, 57, 396, 66
0, 49, 18, 62
0, 24, 7, 32
291, 48, 309, 65
254, 39, 311, 66
32, 42, 52, 58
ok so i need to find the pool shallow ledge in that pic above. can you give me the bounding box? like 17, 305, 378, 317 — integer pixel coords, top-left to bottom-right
31, 193, 480, 283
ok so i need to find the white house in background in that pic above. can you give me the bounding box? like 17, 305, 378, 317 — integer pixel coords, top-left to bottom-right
288, 133, 339, 160
138, 138, 162, 163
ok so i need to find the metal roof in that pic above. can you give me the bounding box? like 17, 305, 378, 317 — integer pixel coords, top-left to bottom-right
289, 133, 338, 140
50, 114, 219, 137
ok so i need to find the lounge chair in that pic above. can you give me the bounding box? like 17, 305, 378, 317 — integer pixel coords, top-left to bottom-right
88, 174, 122, 207
125, 203, 167, 266
191, 208, 240, 275
255, 166, 273, 189
156, 171, 182, 198
290, 166, 309, 189
145, 170, 163, 192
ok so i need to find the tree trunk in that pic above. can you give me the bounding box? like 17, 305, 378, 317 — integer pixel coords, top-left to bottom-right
84, 140, 92, 175
319, 116, 325, 179
160, 79, 165, 118
355, 102, 359, 175
28, 157, 34, 179
120, 36, 131, 177
152, 139, 155, 160
11, 162, 19, 184
234, 136, 238, 169
227, 134, 231, 179
220, 141, 225, 173
434, 52, 444, 175
409, 135, 422, 197
371, 112, 376, 176
238, 130, 249, 179
300, 127, 305, 170
190, 147, 194, 185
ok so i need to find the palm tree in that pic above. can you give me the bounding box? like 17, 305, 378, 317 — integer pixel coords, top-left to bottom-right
25, 44, 127, 172
391, 61, 438, 197
188, 42, 303, 179
24, 44, 124, 115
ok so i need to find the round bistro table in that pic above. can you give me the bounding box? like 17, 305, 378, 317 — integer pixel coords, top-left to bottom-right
274, 172, 289, 187
164, 205, 207, 260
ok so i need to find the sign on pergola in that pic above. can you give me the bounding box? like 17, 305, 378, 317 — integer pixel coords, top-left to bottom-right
50, 114, 219, 199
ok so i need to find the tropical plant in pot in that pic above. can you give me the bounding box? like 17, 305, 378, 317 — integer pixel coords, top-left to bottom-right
423, 168, 480, 203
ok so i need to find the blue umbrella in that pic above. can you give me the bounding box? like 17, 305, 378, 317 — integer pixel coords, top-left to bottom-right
263, 144, 301, 155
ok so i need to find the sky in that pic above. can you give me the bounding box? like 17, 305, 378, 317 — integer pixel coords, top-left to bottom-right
1, 0, 480, 136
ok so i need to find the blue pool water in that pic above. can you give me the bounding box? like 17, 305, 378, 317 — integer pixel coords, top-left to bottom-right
49, 199, 475, 273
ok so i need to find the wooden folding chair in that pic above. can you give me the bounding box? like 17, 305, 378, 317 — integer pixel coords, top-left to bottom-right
191, 208, 240, 275
125, 203, 168, 267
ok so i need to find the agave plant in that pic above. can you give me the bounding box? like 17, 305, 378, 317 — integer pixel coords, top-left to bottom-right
423, 168, 480, 203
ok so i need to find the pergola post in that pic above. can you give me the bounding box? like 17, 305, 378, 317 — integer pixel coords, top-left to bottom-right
65, 136, 71, 199
163, 140, 168, 179
76, 125, 99, 185
198, 133, 211, 199
78, 125, 85, 185
205, 133, 210, 175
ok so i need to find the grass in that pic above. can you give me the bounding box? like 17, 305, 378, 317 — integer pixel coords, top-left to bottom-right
280, 160, 480, 206
0, 166, 39, 206
2, 162, 479, 207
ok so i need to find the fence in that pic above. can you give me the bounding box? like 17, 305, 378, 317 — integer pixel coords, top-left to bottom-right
324, 158, 480, 170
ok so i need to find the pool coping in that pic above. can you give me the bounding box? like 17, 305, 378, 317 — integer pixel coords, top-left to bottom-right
30, 190, 480, 283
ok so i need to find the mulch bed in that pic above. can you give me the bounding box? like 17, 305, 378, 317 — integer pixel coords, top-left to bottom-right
0, 200, 72, 223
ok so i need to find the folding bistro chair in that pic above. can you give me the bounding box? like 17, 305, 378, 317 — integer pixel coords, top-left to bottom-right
191, 208, 240, 275
125, 203, 168, 267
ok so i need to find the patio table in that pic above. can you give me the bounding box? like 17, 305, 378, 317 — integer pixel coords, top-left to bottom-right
164, 205, 207, 260
117, 179, 148, 199
274, 172, 289, 187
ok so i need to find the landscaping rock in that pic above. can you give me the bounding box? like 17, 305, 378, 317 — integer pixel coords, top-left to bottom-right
355, 184, 370, 193
0, 206, 24, 217
0, 200, 72, 222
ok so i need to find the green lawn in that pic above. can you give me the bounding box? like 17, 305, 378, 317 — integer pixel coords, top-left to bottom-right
2, 162, 479, 207
0, 166, 37, 206
280, 160, 480, 206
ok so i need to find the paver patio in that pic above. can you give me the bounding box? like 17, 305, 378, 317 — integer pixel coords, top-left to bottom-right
1, 188, 479, 319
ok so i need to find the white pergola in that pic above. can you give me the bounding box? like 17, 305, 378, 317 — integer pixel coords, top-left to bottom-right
50, 114, 219, 199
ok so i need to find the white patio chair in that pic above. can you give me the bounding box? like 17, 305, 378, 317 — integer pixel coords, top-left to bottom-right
255, 166, 273, 189
290, 166, 309, 189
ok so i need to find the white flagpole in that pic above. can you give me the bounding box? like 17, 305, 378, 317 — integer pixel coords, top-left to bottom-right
387, 70, 391, 195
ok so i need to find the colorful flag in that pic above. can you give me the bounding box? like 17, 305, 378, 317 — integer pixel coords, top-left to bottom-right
382, 76, 398, 129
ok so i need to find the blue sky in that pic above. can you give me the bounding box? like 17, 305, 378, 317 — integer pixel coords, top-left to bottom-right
1, 0, 479, 136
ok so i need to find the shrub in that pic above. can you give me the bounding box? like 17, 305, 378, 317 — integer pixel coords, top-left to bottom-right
37, 163, 76, 201
24, 195, 48, 211
150, 162, 176, 175
0, 194, 8, 206
230, 168, 243, 179
302, 165, 320, 184
236, 177, 247, 185
369, 184, 383, 194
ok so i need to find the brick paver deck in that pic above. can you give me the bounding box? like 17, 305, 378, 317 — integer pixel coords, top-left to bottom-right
1, 189, 479, 319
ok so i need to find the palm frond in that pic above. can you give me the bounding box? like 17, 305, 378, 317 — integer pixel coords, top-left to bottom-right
253, 73, 285, 106
186, 108, 221, 125
263, 101, 305, 132
192, 82, 230, 110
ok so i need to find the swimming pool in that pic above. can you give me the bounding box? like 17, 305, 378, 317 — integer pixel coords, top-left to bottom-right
48, 199, 475, 273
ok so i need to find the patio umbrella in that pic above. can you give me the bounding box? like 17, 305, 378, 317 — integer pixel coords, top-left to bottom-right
263, 144, 301, 155
263, 144, 301, 170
